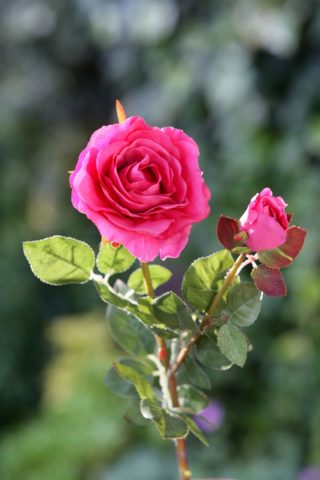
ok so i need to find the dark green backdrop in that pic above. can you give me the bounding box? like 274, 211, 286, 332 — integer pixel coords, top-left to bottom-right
1, 1, 319, 479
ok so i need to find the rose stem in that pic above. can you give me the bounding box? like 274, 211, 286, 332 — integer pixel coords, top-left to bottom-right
168, 253, 246, 378
140, 262, 191, 480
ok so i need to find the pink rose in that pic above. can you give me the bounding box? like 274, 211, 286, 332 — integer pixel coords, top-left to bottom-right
239, 187, 289, 251
70, 116, 211, 262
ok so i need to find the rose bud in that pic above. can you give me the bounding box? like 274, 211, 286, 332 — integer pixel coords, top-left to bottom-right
239, 187, 289, 251
70, 115, 211, 262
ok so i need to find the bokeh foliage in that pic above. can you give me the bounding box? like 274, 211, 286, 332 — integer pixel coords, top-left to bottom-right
1, 0, 320, 478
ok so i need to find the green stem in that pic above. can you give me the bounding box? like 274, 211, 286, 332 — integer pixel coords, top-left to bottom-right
140, 262, 155, 298
140, 262, 191, 480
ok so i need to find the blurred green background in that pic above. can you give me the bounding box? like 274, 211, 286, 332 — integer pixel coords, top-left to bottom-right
1, 0, 320, 479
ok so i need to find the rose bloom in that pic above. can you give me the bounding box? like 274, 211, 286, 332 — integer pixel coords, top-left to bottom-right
239, 187, 289, 251
70, 116, 210, 261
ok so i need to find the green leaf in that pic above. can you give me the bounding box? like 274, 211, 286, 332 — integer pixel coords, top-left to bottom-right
209, 303, 230, 328
114, 361, 191, 440
107, 305, 155, 356
105, 365, 135, 398
152, 292, 197, 333
127, 298, 178, 339
217, 324, 247, 367
128, 297, 154, 325
181, 415, 209, 446
106, 357, 154, 400
177, 384, 209, 414
94, 280, 132, 309
182, 357, 211, 390
140, 399, 188, 439
196, 336, 232, 370
114, 363, 155, 401
95, 274, 145, 311
227, 283, 262, 327
97, 242, 135, 275
128, 265, 172, 294
23, 236, 95, 285
119, 357, 155, 377
124, 394, 148, 426
182, 250, 235, 311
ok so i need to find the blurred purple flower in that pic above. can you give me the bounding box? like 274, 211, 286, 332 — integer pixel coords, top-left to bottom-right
194, 400, 225, 433
299, 467, 320, 480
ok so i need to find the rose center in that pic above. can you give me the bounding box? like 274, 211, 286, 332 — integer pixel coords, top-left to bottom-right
139, 164, 158, 183
118, 154, 162, 194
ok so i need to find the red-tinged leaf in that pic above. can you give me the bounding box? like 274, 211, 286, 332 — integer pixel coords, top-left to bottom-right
251, 265, 287, 297
258, 226, 307, 269
217, 215, 240, 250
286, 212, 293, 224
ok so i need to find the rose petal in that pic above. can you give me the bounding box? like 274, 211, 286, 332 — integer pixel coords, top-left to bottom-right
245, 213, 287, 251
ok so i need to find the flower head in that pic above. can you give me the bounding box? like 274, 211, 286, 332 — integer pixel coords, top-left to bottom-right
239, 187, 289, 251
70, 114, 210, 262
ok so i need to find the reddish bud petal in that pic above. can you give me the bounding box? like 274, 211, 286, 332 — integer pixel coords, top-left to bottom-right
251, 265, 287, 297
258, 226, 307, 269
217, 216, 241, 250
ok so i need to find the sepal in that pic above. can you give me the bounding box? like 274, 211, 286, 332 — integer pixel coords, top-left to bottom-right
258, 226, 307, 269
217, 216, 241, 250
